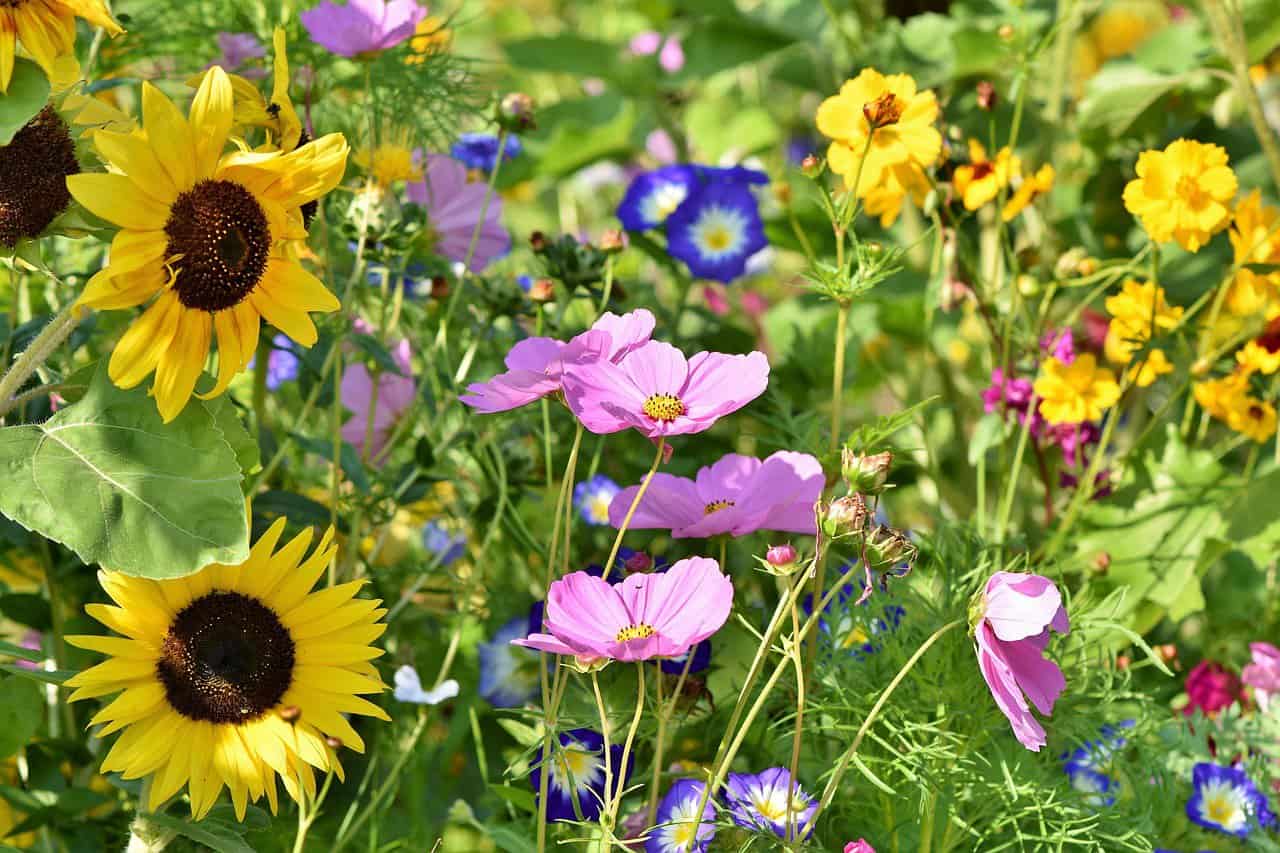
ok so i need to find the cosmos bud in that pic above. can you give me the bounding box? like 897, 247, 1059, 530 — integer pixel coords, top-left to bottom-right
624, 551, 654, 573
529, 230, 548, 252
527, 278, 555, 302
801, 154, 822, 178
599, 229, 626, 253
864, 525, 916, 570
842, 449, 893, 494
497, 92, 536, 133
976, 81, 997, 111
759, 543, 800, 576
821, 493, 868, 538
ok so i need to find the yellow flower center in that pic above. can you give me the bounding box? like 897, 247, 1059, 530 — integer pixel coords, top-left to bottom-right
642, 394, 686, 422
1175, 173, 1205, 206
704, 227, 732, 251
703, 499, 735, 515
1206, 794, 1236, 824
615, 623, 656, 643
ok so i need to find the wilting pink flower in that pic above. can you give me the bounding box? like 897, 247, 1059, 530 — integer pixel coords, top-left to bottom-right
741, 291, 768, 319
460, 310, 654, 413
1243, 643, 1280, 712
610, 451, 822, 538
341, 338, 416, 462
562, 340, 769, 438
973, 572, 1070, 751
209, 32, 266, 77
513, 557, 733, 663
406, 153, 510, 271
1184, 661, 1244, 717
301, 0, 426, 57
845, 842, 876, 853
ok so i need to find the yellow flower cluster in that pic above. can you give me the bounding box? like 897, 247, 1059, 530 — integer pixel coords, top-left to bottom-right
1071, 1, 1168, 90
952, 140, 1054, 220
1104, 279, 1182, 387
1122, 139, 1238, 252
816, 68, 942, 225
1194, 368, 1277, 442
1034, 353, 1121, 425
407, 16, 453, 63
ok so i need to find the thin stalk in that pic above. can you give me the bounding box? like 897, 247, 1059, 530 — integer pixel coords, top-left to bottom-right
332, 710, 430, 852
604, 664, 646, 831
590, 672, 615, 834
602, 438, 666, 575
253, 335, 270, 434
830, 302, 851, 452
0, 302, 77, 421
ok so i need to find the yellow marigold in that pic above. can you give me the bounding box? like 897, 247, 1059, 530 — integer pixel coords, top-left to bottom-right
815, 68, 941, 197
1122, 139, 1238, 252
952, 139, 1019, 211
1103, 278, 1184, 363
1003, 163, 1054, 221
355, 142, 423, 187
0, 0, 122, 92
1033, 353, 1121, 424
1238, 340, 1280, 375
1128, 347, 1173, 387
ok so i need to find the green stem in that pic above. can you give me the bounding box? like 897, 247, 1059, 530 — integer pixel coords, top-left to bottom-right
1205, 0, 1280, 192
602, 438, 666, 575
0, 302, 77, 421
253, 335, 270, 434
331, 710, 430, 852
604, 664, 646, 832
830, 302, 851, 452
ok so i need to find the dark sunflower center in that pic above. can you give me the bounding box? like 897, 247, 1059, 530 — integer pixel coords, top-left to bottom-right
970, 161, 994, 181
157, 591, 295, 724
164, 179, 271, 312
0, 105, 79, 248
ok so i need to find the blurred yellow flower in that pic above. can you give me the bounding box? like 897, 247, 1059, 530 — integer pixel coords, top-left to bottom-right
816, 68, 941, 203
1127, 347, 1173, 387
0, 553, 43, 593
1224, 269, 1280, 318
1238, 339, 1280, 374
0, 760, 35, 847
1034, 354, 1121, 424
356, 142, 423, 187
1103, 279, 1183, 366
407, 16, 452, 63
861, 162, 930, 226
1194, 370, 1277, 442
1003, 163, 1055, 221
1122, 139, 1238, 252
0, 0, 122, 92
1070, 1, 1168, 91
952, 140, 1018, 211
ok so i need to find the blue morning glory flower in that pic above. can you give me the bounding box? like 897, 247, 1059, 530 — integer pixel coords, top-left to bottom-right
422, 520, 466, 566
257, 334, 299, 390
574, 474, 620, 526
1186, 762, 1277, 837
723, 767, 817, 839
659, 639, 711, 676
616, 165, 698, 231
529, 728, 632, 823
451, 132, 522, 172
665, 180, 767, 283
694, 164, 769, 186
1060, 720, 1133, 807
646, 779, 716, 852
517, 274, 534, 292
804, 579, 905, 661
478, 603, 545, 707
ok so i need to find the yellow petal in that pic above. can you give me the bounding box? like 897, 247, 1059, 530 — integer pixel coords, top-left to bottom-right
108, 290, 182, 389
189, 65, 234, 179
259, 258, 340, 313
249, 285, 317, 347
91, 129, 178, 204
141, 81, 196, 191
152, 307, 212, 422
66, 173, 171, 230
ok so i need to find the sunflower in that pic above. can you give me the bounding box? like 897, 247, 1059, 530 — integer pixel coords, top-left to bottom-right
65, 518, 390, 820
190, 27, 303, 154
66, 67, 348, 421
0, 0, 121, 92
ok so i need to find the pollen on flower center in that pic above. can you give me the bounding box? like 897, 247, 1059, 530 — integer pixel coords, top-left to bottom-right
165, 179, 272, 312
703, 499, 735, 515
615, 623, 656, 642
642, 393, 686, 422
157, 591, 295, 724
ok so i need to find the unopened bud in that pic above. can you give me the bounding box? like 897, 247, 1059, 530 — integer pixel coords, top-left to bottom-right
599, 229, 626, 253
278, 705, 302, 723
1017, 274, 1040, 297
1157, 644, 1178, 664
497, 92, 536, 132
528, 278, 555, 302
429, 276, 449, 299
624, 551, 653, 573
842, 449, 893, 494
529, 230, 547, 252
997, 24, 1015, 41
800, 154, 822, 178
762, 543, 799, 575
1075, 257, 1098, 276
325, 736, 344, 750
1191, 358, 1211, 377
1116, 655, 1131, 671
862, 91, 904, 129
865, 525, 916, 570
976, 81, 997, 111
1090, 551, 1111, 575
821, 494, 868, 538
773, 183, 793, 206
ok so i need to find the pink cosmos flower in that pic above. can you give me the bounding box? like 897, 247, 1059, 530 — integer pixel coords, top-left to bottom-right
845, 842, 876, 853
561, 340, 769, 438
610, 451, 822, 538
300, 0, 426, 58
406, 153, 510, 272
973, 572, 1070, 752
460, 309, 655, 413
1243, 643, 1280, 713
1184, 660, 1244, 717
341, 337, 416, 462
512, 557, 733, 663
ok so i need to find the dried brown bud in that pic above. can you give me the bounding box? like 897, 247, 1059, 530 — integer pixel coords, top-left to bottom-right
862, 92, 904, 130
529, 230, 547, 252
497, 92, 536, 133
800, 154, 822, 177
865, 525, 917, 570
976, 81, 997, 111
278, 705, 302, 723
821, 493, 868, 538
528, 278, 556, 302
599, 229, 626, 253
429, 276, 449, 299
842, 449, 893, 494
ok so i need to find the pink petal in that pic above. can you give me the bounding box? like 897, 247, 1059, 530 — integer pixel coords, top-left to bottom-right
618, 557, 733, 650
340, 363, 375, 411
512, 633, 580, 656
658, 35, 685, 73
544, 571, 630, 656
561, 358, 648, 435
983, 572, 1068, 642
608, 473, 703, 531
730, 451, 824, 536
976, 623, 1047, 751
505, 337, 564, 374
694, 453, 761, 503
590, 309, 655, 361
680, 351, 769, 423
619, 340, 689, 398
629, 30, 661, 55
459, 371, 559, 413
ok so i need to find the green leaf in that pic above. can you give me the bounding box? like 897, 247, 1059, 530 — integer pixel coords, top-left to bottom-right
204, 397, 260, 475
0, 594, 50, 631
0, 676, 43, 759
967, 413, 1008, 466
535, 97, 636, 178
1077, 65, 1184, 136
1242, 0, 1280, 62
487, 783, 536, 813
145, 812, 254, 853
503, 35, 618, 77
0, 362, 249, 578
0, 664, 74, 685
0, 641, 42, 663
1227, 469, 1280, 542
0, 60, 51, 146
673, 16, 795, 79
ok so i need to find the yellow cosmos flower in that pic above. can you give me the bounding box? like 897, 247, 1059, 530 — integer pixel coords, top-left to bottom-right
1229, 190, 1280, 265
861, 161, 931, 227
1122, 139, 1238, 252
1127, 347, 1172, 387
65, 518, 389, 821
816, 68, 941, 198
355, 142, 422, 187
1238, 339, 1280, 374
1090, 2, 1166, 61
1193, 370, 1277, 441
1223, 268, 1280, 318
1103, 278, 1183, 364
65, 68, 348, 422
952, 139, 1019, 211
1003, 163, 1054, 221
0, 0, 122, 92
1034, 353, 1121, 424
407, 15, 452, 63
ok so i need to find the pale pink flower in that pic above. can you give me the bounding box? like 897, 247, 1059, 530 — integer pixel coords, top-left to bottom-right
973, 572, 1070, 751
645, 129, 678, 164
658, 35, 685, 73
610, 451, 822, 538
460, 309, 655, 413
513, 557, 733, 662
341, 338, 416, 462
561, 340, 769, 438
703, 284, 730, 316
628, 31, 663, 55
406, 153, 510, 271
1242, 642, 1280, 713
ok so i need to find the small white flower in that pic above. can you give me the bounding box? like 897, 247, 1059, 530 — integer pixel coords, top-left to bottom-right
393, 665, 460, 705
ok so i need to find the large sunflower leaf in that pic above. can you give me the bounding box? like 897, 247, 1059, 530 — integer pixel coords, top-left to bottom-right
0, 60, 51, 146
0, 362, 248, 578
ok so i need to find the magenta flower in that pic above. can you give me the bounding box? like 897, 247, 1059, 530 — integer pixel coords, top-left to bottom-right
610, 451, 822, 538
459, 309, 655, 413
982, 368, 1034, 415
973, 572, 1070, 752
1041, 327, 1076, 364
845, 842, 876, 853
1183, 660, 1244, 717
300, 0, 426, 58
512, 557, 733, 663
1243, 642, 1280, 713
341, 337, 416, 462
562, 340, 769, 438
406, 153, 510, 272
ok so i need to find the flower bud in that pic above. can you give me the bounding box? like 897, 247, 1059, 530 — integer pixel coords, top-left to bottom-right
529, 230, 548, 252
760, 543, 800, 575
864, 525, 916, 570
325, 736, 344, 750
821, 494, 868, 538
997, 23, 1015, 41
1016, 274, 1040, 297
528, 278, 556, 302
773, 183, 793, 206
1089, 551, 1111, 575
841, 449, 893, 494
429, 275, 450, 299
800, 154, 822, 178
1075, 256, 1098, 276
624, 551, 654, 573
599, 228, 626, 253
976, 81, 997, 111
497, 92, 536, 133
1116, 655, 1131, 671
1191, 358, 1210, 377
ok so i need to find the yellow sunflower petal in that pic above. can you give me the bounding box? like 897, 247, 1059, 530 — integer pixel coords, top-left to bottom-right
0, 17, 15, 93
13, 4, 75, 75
66, 173, 171, 230
189, 66, 235, 179
108, 290, 182, 390
259, 258, 340, 313
141, 81, 197, 192
151, 307, 212, 422
249, 286, 317, 347
91, 129, 179, 205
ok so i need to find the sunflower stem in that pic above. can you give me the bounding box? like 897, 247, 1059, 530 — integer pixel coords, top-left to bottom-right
0, 302, 78, 422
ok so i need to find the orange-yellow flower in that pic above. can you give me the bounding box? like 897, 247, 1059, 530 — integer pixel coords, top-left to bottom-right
1122, 139, 1238, 252
1033, 354, 1121, 424
1193, 370, 1277, 442
1127, 347, 1173, 387
1103, 279, 1183, 366
952, 140, 1019, 211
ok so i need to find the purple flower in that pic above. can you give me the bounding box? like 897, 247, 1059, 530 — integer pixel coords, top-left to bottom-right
478, 604, 545, 707
617, 165, 698, 231
406, 153, 510, 271
1041, 327, 1076, 364
1243, 642, 1280, 712
666, 180, 768, 282
450, 132, 522, 173
1049, 421, 1100, 467
982, 368, 1035, 415
723, 767, 817, 839
1186, 762, 1276, 837
340, 337, 416, 462
209, 32, 266, 77
529, 728, 633, 823
300, 0, 426, 58
574, 474, 620, 526
647, 779, 715, 852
